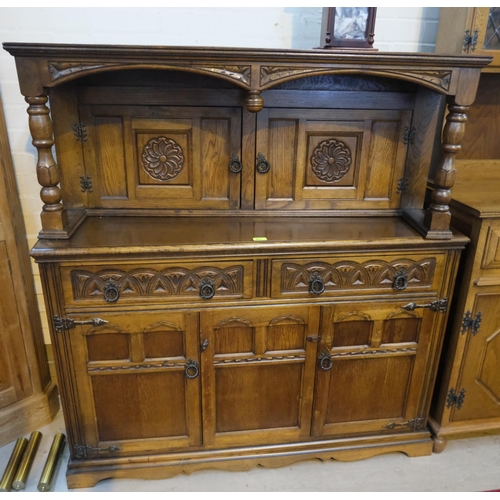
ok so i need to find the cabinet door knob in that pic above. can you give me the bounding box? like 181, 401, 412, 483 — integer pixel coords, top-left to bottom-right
392, 268, 408, 291
103, 280, 119, 303
200, 339, 209, 352
309, 272, 325, 295
185, 359, 200, 379
229, 153, 242, 174
318, 350, 333, 371
256, 153, 270, 174
199, 277, 216, 299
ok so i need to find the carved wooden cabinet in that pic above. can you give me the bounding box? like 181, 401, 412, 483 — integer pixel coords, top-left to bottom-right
3, 43, 490, 488
0, 92, 59, 446
428, 161, 500, 451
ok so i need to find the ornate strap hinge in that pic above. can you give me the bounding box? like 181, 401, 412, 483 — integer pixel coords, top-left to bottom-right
446, 387, 466, 410
461, 310, 482, 335
79, 175, 93, 193
401, 297, 448, 314
73, 122, 88, 142
53, 315, 108, 332
396, 177, 409, 195
463, 28, 479, 52
73, 444, 120, 460
403, 126, 416, 145
383, 416, 425, 431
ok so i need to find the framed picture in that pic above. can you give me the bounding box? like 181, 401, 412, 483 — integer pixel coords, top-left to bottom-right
320, 7, 377, 49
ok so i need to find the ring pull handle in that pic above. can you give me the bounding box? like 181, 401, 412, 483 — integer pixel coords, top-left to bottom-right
199, 277, 216, 300
185, 359, 200, 379
229, 153, 242, 174
318, 350, 333, 371
256, 153, 270, 174
309, 272, 325, 295
103, 280, 120, 303
392, 268, 408, 291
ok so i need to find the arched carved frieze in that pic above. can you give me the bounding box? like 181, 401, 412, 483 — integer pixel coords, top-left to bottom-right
193, 65, 251, 86
71, 266, 244, 301
280, 258, 436, 293
48, 61, 251, 87
260, 65, 453, 93
142, 137, 184, 181
311, 139, 352, 183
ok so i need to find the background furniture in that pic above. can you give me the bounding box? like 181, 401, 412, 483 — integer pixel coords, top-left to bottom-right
0, 92, 59, 447
429, 164, 500, 451
429, 8, 500, 450
3, 43, 489, 488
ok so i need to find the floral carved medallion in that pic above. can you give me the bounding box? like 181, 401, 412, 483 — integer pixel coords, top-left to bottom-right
142, 137, 184, 181
311, 139, 352, 183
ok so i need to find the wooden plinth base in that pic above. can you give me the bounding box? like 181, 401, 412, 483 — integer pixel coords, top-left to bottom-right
66, 432, 433, 489
428, 416, 500, 454
0, 382, 59, 448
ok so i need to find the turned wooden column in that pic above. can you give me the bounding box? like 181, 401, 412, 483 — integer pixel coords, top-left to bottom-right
26, 95, 68, 236
424, 99, 469, 236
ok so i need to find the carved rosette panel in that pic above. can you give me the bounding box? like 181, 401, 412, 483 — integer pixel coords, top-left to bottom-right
71, 266, 244, 300
311, 139, 352, 183
142, 137, 184, 181
281, 258, 436, 293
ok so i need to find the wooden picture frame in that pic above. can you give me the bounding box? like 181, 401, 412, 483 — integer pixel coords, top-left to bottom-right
320, 7, 377, 49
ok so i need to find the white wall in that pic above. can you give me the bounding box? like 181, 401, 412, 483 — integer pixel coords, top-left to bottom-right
0, 7, 440, 343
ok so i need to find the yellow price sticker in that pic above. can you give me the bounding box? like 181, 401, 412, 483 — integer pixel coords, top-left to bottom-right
252, 236, 268, 241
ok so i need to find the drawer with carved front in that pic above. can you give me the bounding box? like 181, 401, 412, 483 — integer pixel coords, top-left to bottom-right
271, 253, 445, 299
60, 260, 254, 307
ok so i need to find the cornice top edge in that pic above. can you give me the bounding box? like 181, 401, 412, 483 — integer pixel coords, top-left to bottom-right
2, 42, 493, 69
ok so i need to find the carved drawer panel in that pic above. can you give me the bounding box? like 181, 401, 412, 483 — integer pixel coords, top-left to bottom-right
60, 260, 254, 306
271, 253, 443, 298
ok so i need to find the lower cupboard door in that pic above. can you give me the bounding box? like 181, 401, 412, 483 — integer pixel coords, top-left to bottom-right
200, 305, 320, 447
68, 311, 201, 459
311, 301, 437, 437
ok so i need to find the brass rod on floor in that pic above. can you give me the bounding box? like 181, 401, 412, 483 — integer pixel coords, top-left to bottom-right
0, 438, 28, 492
12, 431, 42, 490
37, 433, 65, 492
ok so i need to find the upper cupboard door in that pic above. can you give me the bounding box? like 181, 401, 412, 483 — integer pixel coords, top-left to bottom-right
255, 108, 412, 210
80, 105, 242, 210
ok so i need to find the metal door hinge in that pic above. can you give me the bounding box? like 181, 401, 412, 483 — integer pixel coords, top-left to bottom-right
73, 122, 88, 142
53, 315, 108, 332
446, 387, 466, 410
463, 29, 479, 52
401, 297, 448, 314
79, 175, 93, 193
403, 126, 416, 145
74, 444, 120, 460
397, 177, 409, 195
383, 416, 425, 431
461, 310, 482, 335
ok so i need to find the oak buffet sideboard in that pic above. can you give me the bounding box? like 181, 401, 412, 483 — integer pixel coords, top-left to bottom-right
2, 43, 491, 488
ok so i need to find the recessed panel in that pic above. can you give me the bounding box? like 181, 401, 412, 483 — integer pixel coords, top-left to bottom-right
215, 323, 254, 355
267, 322, 305, 351
92, 371, 187, 441
326, 356, 412, 424
86, 333, 129, 361
215, 364, 302, 432
332, 320, 372, 348
382, 317, 420, 344
143, 330, 185, 359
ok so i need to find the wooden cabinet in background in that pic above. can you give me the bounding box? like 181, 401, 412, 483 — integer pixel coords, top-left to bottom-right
429, 164, 500, 451
0, 93, 59, 446
3, 43, 490, 488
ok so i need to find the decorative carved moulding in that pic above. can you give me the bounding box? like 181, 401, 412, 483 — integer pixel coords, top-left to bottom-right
3, 43, 490, 98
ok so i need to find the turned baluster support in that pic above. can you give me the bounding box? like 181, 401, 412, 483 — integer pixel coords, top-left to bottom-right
26, 95, 68, 235
424, 99, 469, 237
